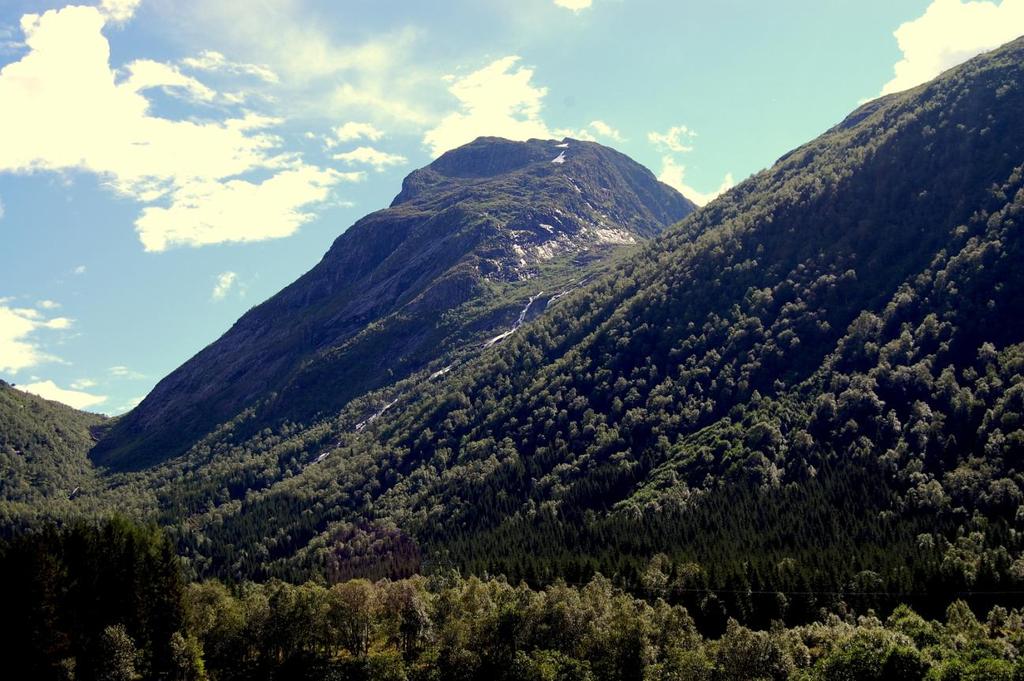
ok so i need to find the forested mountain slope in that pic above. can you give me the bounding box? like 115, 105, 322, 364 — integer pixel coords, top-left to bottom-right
93, 138, 692, 471
118, 35, 1024, 624
6, 35, 1024, 634
0, 380, 106, 527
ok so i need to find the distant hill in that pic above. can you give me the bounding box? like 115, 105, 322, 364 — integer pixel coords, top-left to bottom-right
0, 380, 106, 525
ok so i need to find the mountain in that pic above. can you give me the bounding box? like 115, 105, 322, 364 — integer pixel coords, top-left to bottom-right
92, 137, 693, 470
9, 34, 1024, 681
7, 35, 1024, 631
0, 380, 106, 527
113, 34, 1024, 610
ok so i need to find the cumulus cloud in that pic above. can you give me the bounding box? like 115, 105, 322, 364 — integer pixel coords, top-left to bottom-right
587, 120, 622, 141
331, 122, 384, 144
423, 57, 629, 155
558, 119, 624, 142
881, 0, 1024, 95
99, 0, 141, 24
135, 165, 359, 251
180, 49, 279, 84
656, 156, 734, 207
0, 29, 286, 205
648, 125, 697, 153
554, 0, 594, 11
211, 271, 237, 300
0, 5, 346, 250
123, 58, 216, 103
37, 300, 60, 310
646, 123, 730, 205
332, 146, 407, 171
70, 378, 97, 389
423, 56, 554, 156
17, 379, 107, 410
0, 303, 72, 373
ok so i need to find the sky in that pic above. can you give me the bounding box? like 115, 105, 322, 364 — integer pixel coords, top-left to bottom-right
1, 0, 1023, 414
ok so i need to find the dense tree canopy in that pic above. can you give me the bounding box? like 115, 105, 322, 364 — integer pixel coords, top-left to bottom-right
9, 518, 1024, 681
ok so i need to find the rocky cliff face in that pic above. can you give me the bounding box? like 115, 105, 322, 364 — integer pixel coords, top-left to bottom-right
92, 137, 693, 470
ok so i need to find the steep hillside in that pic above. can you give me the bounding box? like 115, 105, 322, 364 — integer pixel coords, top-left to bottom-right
93, 138, 692, 470
124, 35, 1024, 623
8, 36, 1024, 632
0, 381, 106, 526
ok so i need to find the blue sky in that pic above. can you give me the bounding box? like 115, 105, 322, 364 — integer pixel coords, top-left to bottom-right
1, 0, 1023, 414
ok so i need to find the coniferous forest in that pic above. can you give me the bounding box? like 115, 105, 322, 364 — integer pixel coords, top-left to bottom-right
9, 517, 1024, 681
4, 26, 1024, 681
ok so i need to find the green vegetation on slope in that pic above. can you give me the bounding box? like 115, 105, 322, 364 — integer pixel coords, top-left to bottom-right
6, 36, 1024, 641
0, 380, 106, 529
105, 35, 1024, 622
8, 517, 1024, 681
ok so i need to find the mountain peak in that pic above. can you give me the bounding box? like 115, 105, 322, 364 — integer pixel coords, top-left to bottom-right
93, 137, 692, 470
389, 137, 693, 255
410, 136, 564, 182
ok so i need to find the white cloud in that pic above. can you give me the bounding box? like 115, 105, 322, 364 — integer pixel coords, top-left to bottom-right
73, 265, 87, 275
17, 379, 106, 410
37, 300, 60, 310
0, 307, 50, 373
881, 0, 1024, 95
0, 304, 72, 373
554, 0, 594, 11
135, 165, 360, 251
0, 6, 346, 250
648, 124, 728, 205
109, 365, 145, 379
123, 58, 216, 102
656, 156, 734, 207
45, 317, 72, 329
558, 119, 624, 142
332, 146, 407, 171
180, 49, 279, 84
331, 122, 384, 144
211, 271, 237, 300
587, 120, 622, 142
648, 125, 697, 153
423, 56, 553, 157
70, 378, 97, 389
99, 0, 141, 24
